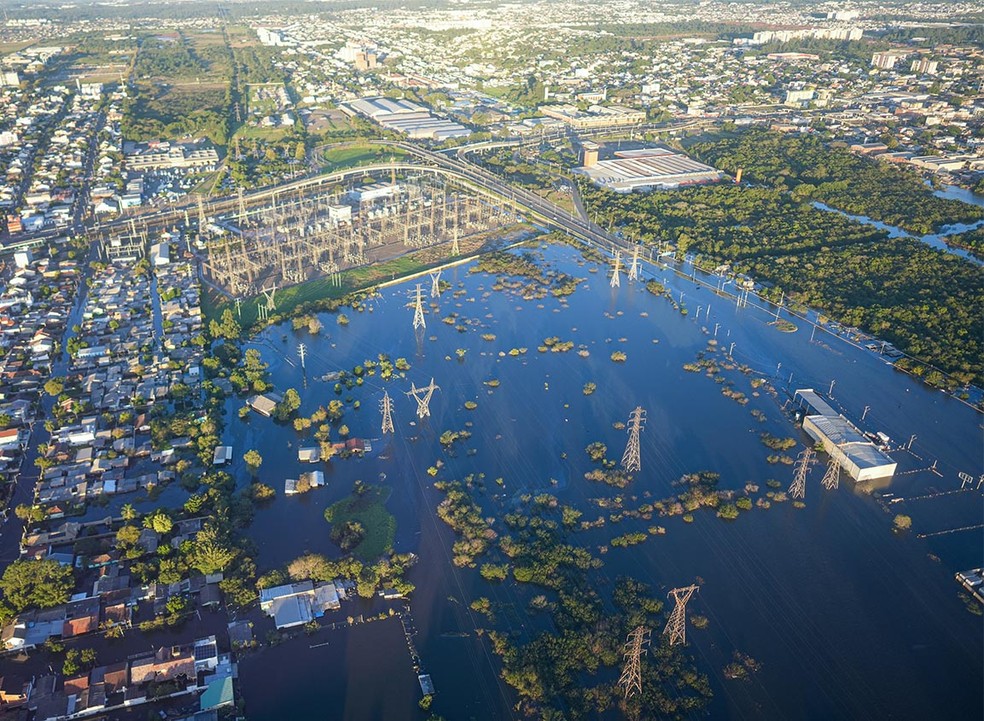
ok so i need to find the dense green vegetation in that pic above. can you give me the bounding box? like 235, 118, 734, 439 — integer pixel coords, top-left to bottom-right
431, 478, 712, 719
0, 559, 74, 618
123, 31, 233, 144
324, 483, 396, 560
688, 130, 982, 234
581, 180, 984, 388
946, 226, 984, 261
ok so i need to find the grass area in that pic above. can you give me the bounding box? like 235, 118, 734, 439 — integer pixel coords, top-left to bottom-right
320, 142, 408, 172
232, 124, 291, 141
204, 252, 430, 324
324, 486, 395, 561
0, 40, 36, 54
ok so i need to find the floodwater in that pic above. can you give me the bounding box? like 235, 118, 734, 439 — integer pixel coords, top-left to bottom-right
226, 242, 982, 721
812, 201, 984, 266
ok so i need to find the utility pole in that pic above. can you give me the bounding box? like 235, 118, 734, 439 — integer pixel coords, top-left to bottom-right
728, 342, 735, 357
430, 269, 442, 298
380, 391, 395, 434
620, 406, 646, 473
411, 284, 426, 330
618, 626, 650, 699
406, 378, 440, 419
235, 298, 242, 318
663, 585, 699, 646
713, 323, 720, 337
610, 250, 622, 288
297, 343, 307, 370
907, 434, 916, 450
862, 405, 870, 422
828, 380, 836, 397
958, 472, 972, 489
789, 448, 816, 500
628, 246, 640, 281
821, 456, 841, 490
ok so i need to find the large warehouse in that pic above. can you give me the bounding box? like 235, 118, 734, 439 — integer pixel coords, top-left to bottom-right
575, 146, 722, 192
794, 389, 897, 482
342, 96, 471, 141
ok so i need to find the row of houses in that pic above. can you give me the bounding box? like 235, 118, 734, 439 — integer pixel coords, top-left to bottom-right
30, 254, 204, 520
0, 252, 80, 487
2, 634, 234, 720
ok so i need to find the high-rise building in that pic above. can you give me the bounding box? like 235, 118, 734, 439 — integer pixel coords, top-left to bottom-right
910, 58, 939, 75
871, 51, 906, 70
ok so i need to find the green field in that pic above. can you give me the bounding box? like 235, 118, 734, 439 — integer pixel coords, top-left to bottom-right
324, 486, 396, 561
320, 143, 408, 172
205, 252, 428, 325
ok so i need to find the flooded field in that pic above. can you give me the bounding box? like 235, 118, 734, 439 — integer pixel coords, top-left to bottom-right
226, 241, 982, 721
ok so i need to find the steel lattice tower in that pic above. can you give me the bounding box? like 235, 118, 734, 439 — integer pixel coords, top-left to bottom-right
789, 448, 816, 499
430, 270, 442, 298
411, 284, 426, 330
821, 456, 840, 490
610, 250, 622, 288
380, 391, 395, 434
618, 626, 651, 699
406, 378, 439, 419
620, 406, 646, 473
663, 584, 699, 646
628, 246, 641, 281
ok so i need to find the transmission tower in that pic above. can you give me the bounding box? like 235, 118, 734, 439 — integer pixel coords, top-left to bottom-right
451, 226, 460, 256
261, 284, 277, 312
237, 186, 247, 226
297, 343, 307, 370
618, 626, 651, 699
789, 448, 816, 499
663, 584, 699, 646
620, 406, 646, 473
411, 284, 426, 330
430, 270, 442, 298
610, 250, 622, 288
628, 246, 641, 281
821, 456, 840, 490
405, 378, 439, 419
197, 194, 206, 229
380, 391, 395, 434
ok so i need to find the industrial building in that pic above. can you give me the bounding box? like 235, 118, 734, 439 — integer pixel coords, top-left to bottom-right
794, 389, 897, 482
575, 146, 722, 193
342, 97, 470, 141
539, 103, 646, 129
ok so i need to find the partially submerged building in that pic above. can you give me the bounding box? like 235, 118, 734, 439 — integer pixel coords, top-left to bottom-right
259, 581, 341, 629
794, 389, 897, 481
